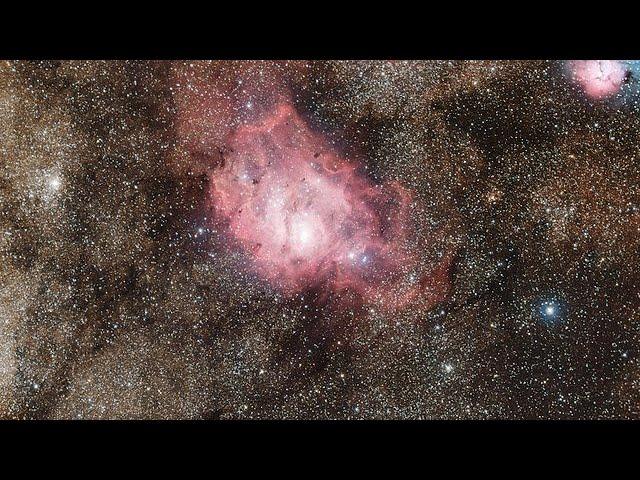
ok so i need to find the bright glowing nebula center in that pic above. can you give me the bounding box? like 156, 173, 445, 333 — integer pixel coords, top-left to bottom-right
208, 102, 450, 309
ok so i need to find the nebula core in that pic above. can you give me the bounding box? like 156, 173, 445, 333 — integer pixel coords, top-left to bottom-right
208, 101, 448, 310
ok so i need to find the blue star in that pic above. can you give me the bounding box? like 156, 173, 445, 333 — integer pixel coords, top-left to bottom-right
537, 298, 565, 325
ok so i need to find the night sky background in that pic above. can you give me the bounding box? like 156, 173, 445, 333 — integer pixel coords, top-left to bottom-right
1, 60, 639, 419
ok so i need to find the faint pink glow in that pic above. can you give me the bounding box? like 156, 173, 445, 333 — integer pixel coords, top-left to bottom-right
568, 60, 627, 99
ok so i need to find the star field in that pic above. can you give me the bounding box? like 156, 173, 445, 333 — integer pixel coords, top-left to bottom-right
0, 60, 639, 419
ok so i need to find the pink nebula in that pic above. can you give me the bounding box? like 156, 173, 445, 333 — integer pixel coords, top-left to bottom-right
207, 102, 450, 310
568, 60, 627, 99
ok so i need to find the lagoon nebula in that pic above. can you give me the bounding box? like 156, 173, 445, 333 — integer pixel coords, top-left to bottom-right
205, 102, 448, 310
2, 60, 640, 419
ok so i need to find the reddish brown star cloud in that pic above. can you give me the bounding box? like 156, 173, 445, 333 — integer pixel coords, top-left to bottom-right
174, 62, 451, 312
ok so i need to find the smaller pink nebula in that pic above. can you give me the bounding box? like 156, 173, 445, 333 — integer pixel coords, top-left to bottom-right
568, 60, 627, 99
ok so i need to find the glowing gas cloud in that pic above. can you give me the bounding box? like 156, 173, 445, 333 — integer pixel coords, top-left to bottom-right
206, 102, 449, 310
567, 60, 627, 99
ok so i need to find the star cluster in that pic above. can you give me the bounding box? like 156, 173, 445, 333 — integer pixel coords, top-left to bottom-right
1, 60, 639, 419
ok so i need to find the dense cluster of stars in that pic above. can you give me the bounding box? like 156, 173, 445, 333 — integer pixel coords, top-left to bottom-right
1, 60, 639, 419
